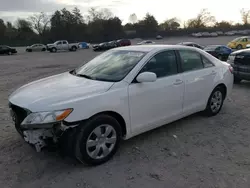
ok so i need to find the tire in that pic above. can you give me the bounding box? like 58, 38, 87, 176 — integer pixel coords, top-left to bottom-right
203, 87, 225, 116
42, 48, 46, 51
8, 51, 12, 55
71, 46, 77, 51
236, 44, 242, 50
234, 76, 242, 84
51, 48, 57, 53
73, 114, 122, 165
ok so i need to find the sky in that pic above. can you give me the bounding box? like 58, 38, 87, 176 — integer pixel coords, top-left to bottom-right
0, 0, 249, 24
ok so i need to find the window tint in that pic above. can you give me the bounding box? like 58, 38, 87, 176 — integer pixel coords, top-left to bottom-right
179, 50, 203, 72
202, 56, 214, 68
140, 51, 178, 78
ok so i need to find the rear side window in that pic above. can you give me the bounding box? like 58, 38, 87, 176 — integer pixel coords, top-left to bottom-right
140, 51, 178, 78
202, 56, 214, 68
179, 50, 203, 72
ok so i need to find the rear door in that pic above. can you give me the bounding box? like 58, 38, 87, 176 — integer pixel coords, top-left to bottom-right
178, 50, 217, 115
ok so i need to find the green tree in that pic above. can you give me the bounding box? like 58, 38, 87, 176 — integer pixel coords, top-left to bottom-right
160, 17, 180, 30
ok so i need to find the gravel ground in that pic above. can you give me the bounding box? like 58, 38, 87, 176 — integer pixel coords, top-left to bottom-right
1, 36, 250, 188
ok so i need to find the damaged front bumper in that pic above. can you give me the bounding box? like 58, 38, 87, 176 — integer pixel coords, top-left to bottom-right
17, 122, 79, 152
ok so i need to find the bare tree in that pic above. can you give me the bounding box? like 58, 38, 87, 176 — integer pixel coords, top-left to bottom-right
129, 13, 138, 24
87, 8, 113, 22
29, 12, 50, 36
240, 9, 250, 25
187, 9, 215, 28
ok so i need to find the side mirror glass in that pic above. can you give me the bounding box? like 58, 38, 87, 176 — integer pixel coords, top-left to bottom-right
136, 72, 157, 83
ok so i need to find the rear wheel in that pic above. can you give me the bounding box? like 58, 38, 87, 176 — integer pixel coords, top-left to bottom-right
236, 44, 242, 50
74, 115, 122, 165
204, 87, 225, 116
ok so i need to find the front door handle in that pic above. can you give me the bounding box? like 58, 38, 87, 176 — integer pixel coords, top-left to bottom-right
173, 79, 183, 85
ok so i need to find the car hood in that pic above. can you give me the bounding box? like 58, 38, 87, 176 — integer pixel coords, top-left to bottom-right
9, 72, 114, 112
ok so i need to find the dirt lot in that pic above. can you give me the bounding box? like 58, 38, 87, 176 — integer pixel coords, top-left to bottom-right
1, 36, 250, 188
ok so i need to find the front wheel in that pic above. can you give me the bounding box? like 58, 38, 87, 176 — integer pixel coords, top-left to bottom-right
8, 51, 12, 55
71, 46, 77, 51
74, 115, 122, 165
51, 48, 57, 53
203, 87, 225, 116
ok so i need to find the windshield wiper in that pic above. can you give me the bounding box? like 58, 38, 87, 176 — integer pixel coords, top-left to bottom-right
76, 74, 95, 80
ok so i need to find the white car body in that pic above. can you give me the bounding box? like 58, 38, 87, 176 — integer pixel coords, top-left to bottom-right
9, 45, 234, 142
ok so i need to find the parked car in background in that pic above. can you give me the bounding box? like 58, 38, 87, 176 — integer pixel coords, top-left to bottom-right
216, 31, 224, 35
116, 39, 131, 47
26, 44, 46, 52
8, 45, 233, 165
227, 48, 250, 83
225, 31, 235, 36
47, 40, 79, 52
78, 42, 89, 49
137, 40, 155, 45
192, 32, 202, 37
0, 45, 17, 55
227, 36, 250, 50
107, 41, 118, 49
246, 44, 250, 48
177, 42, 204, 49
210, 32, 218, 37
93, 42, 109, 51
156, 35, 163, 39
204, 45, 232, 61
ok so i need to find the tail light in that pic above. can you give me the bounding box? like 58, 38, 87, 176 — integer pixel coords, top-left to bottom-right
229, 65, 234, 74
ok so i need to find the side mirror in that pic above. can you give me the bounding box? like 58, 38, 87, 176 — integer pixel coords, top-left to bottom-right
136, 72, 157, 83
246, 44, 250, 49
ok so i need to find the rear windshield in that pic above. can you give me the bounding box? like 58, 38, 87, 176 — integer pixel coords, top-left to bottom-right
204, 46, 218, 50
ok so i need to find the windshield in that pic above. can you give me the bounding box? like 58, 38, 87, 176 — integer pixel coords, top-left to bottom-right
204, 45, 218, 50
232, 37, 242, 42
74, 50, 146, 82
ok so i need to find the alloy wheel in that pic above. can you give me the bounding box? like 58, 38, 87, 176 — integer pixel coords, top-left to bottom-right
86, 124, 117, 160
210, 91, 222, 113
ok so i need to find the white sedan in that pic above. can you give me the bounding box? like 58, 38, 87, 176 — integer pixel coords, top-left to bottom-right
9, 45, 234, 165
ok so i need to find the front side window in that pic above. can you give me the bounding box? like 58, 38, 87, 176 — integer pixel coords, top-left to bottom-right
140, 51, 178, 78
74, 50, 146, 82
179, 50, 203, 72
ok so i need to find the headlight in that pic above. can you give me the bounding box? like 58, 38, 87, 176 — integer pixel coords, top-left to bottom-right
21, 109, 73, 125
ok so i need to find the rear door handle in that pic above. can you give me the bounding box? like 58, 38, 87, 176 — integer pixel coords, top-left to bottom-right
173, 79, 183, 85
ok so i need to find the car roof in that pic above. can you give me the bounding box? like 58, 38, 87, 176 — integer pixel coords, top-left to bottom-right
112, 45, 199, 52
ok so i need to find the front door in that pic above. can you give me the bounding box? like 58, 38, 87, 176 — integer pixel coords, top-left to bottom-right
128, 50, 184, 133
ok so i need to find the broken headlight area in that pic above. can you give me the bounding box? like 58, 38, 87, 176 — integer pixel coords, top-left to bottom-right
22, 122, 79, 152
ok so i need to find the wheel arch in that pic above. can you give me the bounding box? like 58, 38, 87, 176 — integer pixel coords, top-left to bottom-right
91, 111, 127, 137
214, 83, 227, 99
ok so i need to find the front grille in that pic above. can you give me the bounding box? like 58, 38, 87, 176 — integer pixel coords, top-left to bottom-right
9, 103, 30, 133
